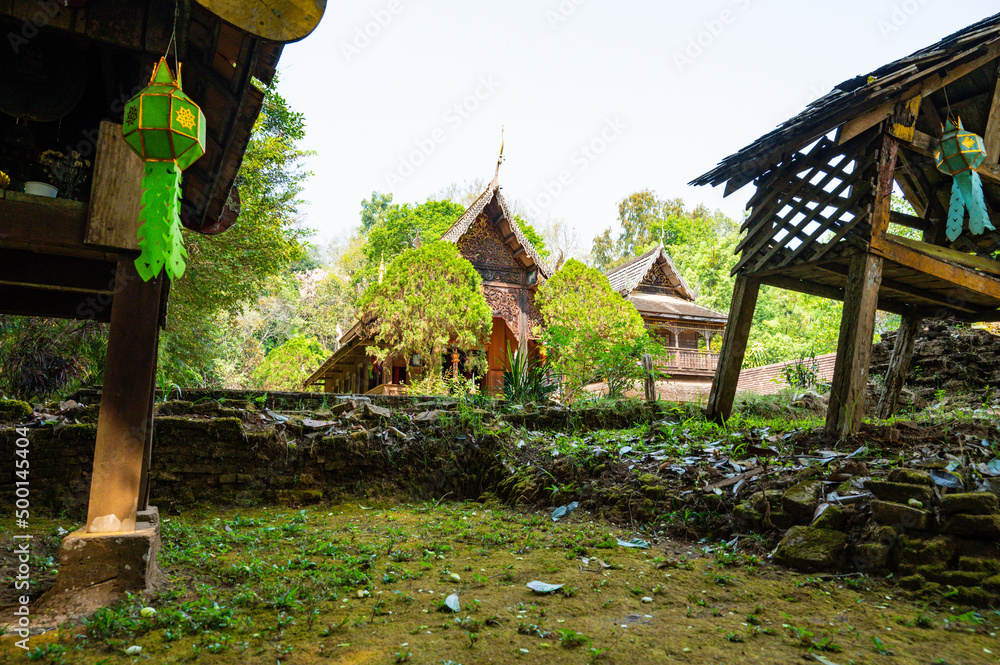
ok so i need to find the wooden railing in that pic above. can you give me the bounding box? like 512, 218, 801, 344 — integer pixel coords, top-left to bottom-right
656, 348, 720, 374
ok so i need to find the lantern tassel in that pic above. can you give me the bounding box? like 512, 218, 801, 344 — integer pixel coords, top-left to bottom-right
945, 170, 994, 242
134, 161, 188, 281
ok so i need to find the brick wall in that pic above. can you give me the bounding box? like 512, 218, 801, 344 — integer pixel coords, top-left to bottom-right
737, 352, 837, 395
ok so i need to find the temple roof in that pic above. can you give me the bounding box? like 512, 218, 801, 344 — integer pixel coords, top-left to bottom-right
605, 244, 693, 299
605, 245, 727, 324
441, 179, 551, 279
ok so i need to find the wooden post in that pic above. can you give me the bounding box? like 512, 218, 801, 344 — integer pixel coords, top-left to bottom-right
875, 309, 922, 419
641, 353, 655, 403
87, 256, 164, 533
705, 275, 760, 423
825, 129, 897, 438
825, 251, 883, 437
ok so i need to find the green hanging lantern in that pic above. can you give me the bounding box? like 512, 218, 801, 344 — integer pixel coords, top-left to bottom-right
122, 57, 206, 281
934, 117, 995, 242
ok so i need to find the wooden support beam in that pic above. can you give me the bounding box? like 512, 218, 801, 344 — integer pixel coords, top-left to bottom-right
87, 256, 164, 533
875, 309, 923, 419
827, 130, 897, 438
704, 276, 759, 424
814, 262, 978, 313
870, 237, 1000, 300
838, 42, 1000, 144
889, 210, 931, 232
825, 250, 884, 438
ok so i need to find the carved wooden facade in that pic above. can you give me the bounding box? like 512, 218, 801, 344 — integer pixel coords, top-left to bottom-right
606, 245, 728, 378
304, 179, 550, 394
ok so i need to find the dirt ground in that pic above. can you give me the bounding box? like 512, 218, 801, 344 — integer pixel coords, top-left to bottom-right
2, 503, 998, 665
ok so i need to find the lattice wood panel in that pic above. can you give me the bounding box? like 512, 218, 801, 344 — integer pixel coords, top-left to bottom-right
734, 130, 882, 276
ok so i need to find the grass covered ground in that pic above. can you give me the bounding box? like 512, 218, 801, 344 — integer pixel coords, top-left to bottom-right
3, 501, 998, 665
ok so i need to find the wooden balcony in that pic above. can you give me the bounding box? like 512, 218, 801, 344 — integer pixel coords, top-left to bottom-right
657, 347, 720, 375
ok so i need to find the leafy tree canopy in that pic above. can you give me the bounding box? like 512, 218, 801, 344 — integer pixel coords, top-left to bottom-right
159, 77, 313, 386
354, 198, 466, 287
358, 241, 492, 371
250, 335, 330, 391
536, 259, 649, 398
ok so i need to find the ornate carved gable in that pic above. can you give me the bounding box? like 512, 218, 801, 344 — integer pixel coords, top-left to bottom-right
457, 215, 523, 283
636, 263, 680, 297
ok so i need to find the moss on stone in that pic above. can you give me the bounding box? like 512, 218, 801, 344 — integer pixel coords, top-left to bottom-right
57, 423, 98, 441
941, 492, 999, 516
774, 525, 846, 573
0, 399, 33, 423
896, 535, 956, 566
781, 479, 823, 523
887, 468, 932, 486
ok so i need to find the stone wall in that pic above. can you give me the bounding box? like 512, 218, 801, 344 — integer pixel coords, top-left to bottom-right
0, 396, 504, 520
871, 322, 1000, 398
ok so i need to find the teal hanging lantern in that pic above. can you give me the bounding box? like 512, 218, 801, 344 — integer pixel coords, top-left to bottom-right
934, 117, 994, 242
122, 58, 207, 281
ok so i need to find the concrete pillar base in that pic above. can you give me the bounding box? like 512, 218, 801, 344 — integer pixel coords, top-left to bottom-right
36, 507, 162, 619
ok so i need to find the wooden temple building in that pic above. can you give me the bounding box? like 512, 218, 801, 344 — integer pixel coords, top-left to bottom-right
692, 13, 1000, 437
0, 0, 325, 594
304, 179, 550, 394
605, 244, 727, 380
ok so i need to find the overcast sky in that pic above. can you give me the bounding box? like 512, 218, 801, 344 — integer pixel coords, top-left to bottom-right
276, 1, 999, 251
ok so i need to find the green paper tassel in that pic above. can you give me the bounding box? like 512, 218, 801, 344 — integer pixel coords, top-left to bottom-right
134, 162, 188, 281
945, 170, 995, 242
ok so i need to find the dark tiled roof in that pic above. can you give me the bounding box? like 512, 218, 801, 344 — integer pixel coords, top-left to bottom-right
690, 12, 1000, 191
628, 292, 727, 323
605, 245, 693, 300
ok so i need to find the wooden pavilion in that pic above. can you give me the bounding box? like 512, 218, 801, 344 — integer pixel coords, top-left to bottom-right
692, 13, 1000, 437
0, 0, 324, 592
303, 178, 550, 394
605, 244, 728, 378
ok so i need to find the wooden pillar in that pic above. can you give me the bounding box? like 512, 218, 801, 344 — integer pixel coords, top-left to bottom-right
87, 256, 164, 533
875, 309, 922, 419
641, 353, 655, 403
825, 128, 897, 438
705, 275, 760, 423
825, 251, 883, 437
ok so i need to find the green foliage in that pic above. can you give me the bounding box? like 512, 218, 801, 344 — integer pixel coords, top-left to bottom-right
354, 198, 466, 288
0, 317, 106, 401
780, 352, 819, 389
158, 77, 312, 386
250, 335, 330, 391
501, 343, 556, 404
536, 259, 651, 400
359, 242, 492, 378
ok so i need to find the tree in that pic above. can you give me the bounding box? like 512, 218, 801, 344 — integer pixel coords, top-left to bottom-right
158, 77, 313, 386
357, 241, 492, 375
535, 259, 651, 400
359, 191, 394, 233
250, 335, 330, 391
353, 199, 466, 288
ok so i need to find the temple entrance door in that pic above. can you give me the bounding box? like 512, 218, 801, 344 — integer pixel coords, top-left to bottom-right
485, 317, 517, 393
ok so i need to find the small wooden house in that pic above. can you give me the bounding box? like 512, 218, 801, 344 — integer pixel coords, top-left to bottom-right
303, 178, 550, 394
692, 12, 1000, 437
605, 245, 728, 378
